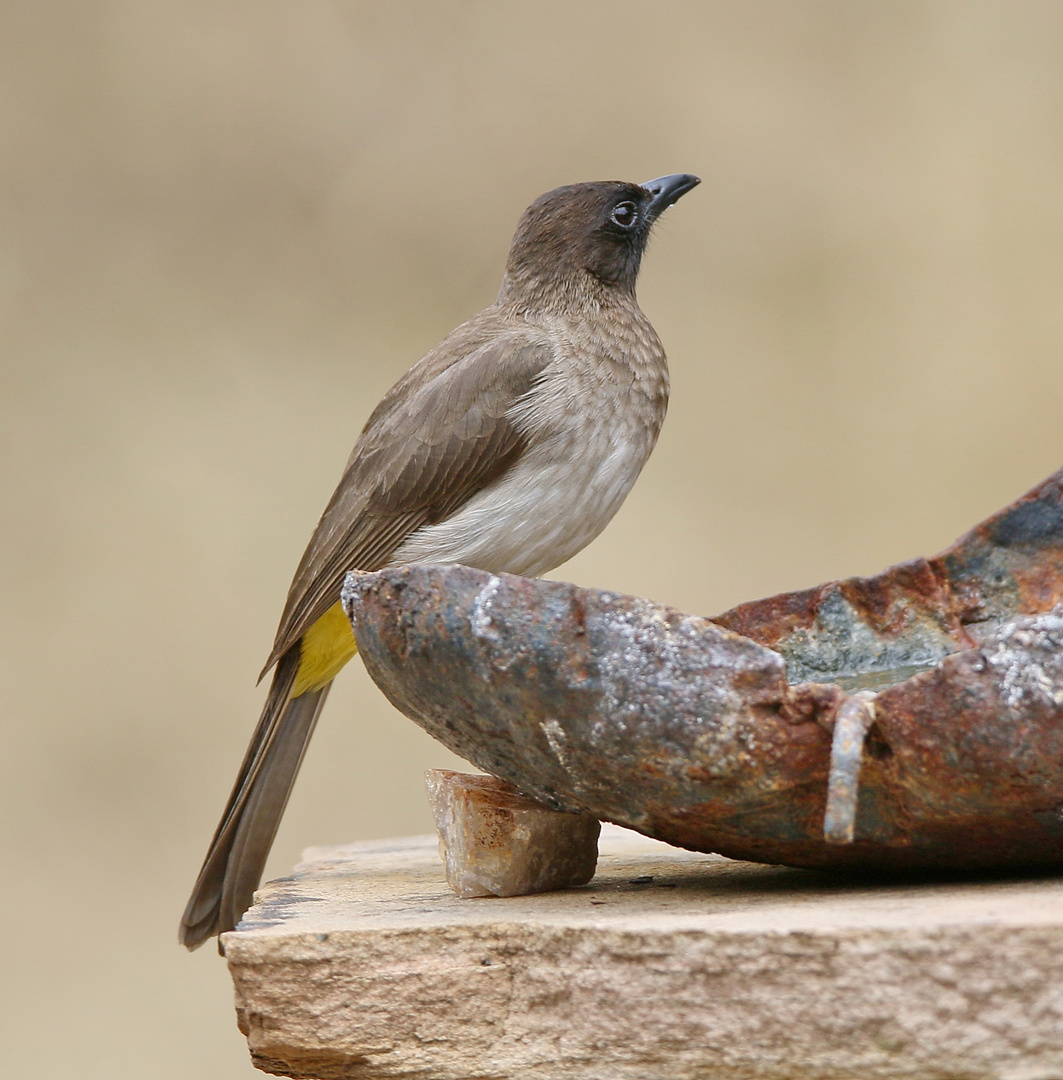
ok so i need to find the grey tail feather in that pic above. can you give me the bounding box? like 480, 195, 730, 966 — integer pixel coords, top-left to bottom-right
179, 649, 332, 950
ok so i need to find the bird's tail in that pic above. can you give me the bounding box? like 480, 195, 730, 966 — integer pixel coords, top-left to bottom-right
179, 649, 331, 950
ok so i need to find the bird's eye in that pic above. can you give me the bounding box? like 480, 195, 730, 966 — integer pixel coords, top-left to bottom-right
610, 201, 637, 228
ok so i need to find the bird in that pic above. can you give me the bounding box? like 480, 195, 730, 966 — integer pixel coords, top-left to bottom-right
180, 173, 700, 949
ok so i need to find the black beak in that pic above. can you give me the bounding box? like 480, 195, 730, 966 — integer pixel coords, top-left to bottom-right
641, 173, 701, 218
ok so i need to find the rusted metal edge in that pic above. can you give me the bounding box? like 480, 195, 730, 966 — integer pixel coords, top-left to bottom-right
713, 465, 1063, 683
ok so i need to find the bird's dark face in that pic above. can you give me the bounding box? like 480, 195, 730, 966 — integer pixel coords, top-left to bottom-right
503, 175, 700, 300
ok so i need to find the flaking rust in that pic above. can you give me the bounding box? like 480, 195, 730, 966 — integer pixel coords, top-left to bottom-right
342, 466, 1063, 871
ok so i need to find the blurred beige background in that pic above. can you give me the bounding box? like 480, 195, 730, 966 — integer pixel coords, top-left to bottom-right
5, 1, 1063, 1075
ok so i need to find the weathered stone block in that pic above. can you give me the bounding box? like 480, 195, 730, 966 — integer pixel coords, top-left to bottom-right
225, 827, 1063, 1080
424, 769, 600, 897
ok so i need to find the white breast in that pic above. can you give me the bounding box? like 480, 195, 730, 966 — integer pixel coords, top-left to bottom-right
391, 311, 668, 579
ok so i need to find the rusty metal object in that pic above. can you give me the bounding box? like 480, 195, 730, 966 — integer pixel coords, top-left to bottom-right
342, 466, 1063, 872
823, 691, 877, 845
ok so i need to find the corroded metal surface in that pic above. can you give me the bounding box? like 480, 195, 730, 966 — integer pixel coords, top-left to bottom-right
341, 466, 1063, 871
823, 691, 876, 845
714, 466, 1063, 683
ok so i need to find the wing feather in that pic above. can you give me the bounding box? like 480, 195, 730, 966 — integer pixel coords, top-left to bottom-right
261, 324, 554, 674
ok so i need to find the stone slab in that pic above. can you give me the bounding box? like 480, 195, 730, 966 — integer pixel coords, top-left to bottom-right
224, 826, 1063, 1080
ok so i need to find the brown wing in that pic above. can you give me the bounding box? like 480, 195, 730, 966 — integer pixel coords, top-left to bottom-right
260, 323, 554, 675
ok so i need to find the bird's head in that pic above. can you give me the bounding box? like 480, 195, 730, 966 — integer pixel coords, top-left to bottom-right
499, 174, 700, 310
